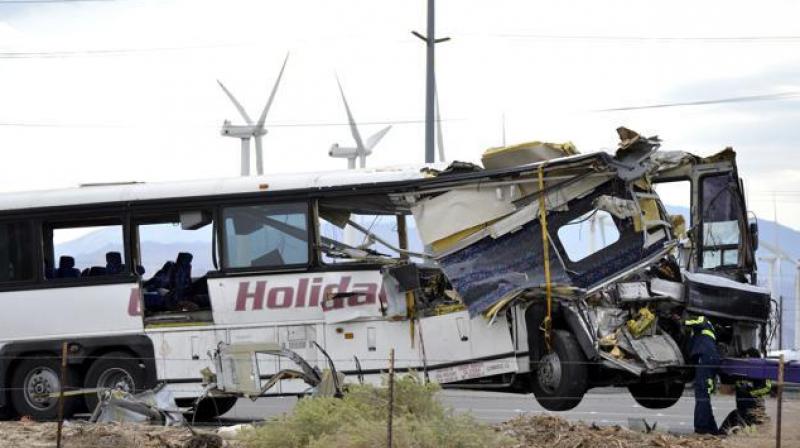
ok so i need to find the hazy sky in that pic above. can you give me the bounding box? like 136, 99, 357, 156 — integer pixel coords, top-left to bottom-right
1, 0, 799, 229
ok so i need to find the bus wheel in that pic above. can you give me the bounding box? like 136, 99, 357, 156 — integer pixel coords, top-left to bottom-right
186, 397, 238, 422
83, 352, 146, 412
10, 357, 80, 421
531, 330, 588, 411
628, 381, 685, 409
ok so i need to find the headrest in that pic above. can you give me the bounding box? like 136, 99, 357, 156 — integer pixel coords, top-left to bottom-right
176, 252, 193, 265
59, 256, 75, 269
106, 251, 123, 266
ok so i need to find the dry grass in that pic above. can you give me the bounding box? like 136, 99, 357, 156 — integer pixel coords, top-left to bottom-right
239, 375, 513, 448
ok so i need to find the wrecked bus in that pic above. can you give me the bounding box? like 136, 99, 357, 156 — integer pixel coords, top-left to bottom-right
0, 127, 769, 420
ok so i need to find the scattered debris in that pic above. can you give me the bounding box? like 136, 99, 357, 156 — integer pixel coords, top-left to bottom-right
0, 421, 237, 448
497, 415, 725, 448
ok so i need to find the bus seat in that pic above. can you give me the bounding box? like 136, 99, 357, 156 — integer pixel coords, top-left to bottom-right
106, 251, 125, 275
172, 252, 193, 302
144, 261, 174, 290
56, 256, 81, 278
88, 266, 107, 276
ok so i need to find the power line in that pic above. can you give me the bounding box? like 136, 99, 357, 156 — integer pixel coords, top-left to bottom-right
478, 33, 800, 43
0, 118, 460, 129
0, 44, 237, 59
0, 0, 118, 4
597, 91, 800, 112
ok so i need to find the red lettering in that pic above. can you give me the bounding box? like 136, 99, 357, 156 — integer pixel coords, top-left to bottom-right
235, 281, 266, 311
295, 278, 308, 307
268, 287, 294, 309
308, 277, 323, 307
349, 283, 377, 306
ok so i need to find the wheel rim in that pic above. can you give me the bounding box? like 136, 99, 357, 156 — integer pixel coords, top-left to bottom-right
23, 367, 60, 411
537, 352, 562, 393
96, 367, 136, 393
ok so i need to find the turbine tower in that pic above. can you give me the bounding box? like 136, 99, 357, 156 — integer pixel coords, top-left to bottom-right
218, 54, 288, 176
329, 77, 392, 169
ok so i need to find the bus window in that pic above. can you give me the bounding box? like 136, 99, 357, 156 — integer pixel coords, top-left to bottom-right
223, 202, 309, 269
0, 222, 35, 283
135, 210, 214, 316
700, 174, 741, 269
653, 179, 691, 225
319, 213, 424, 263
45, 222, 125, 279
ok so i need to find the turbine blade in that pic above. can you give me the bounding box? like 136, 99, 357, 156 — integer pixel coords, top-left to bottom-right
257, 53, 289, 128
336, 75, 365, 154
254, 135, 264, 175
366, 125, 392, 150
217, 80, 253, 125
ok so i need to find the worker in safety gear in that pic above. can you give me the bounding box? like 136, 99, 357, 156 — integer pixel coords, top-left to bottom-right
685, 315, 721, 435
719, 349, 772, 434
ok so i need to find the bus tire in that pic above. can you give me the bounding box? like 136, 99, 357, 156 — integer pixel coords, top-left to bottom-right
531, 330, 588, 411
83, 352, 146, 412
10, 356, 80, 421
628, 380, 685, 409
188, 397, 238, 422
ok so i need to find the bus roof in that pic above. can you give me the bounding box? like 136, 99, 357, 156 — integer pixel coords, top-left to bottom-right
0, 164, 439, 213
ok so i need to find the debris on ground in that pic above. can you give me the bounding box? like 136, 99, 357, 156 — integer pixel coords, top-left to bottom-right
0, 421, 236, 448
496, 415, 725, 448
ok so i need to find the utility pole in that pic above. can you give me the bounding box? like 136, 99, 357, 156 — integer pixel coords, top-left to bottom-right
413, 0, 449, 163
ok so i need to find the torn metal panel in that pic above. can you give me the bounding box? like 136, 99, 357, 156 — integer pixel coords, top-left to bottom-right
411, 186, 517, 246
438, 218, 571, 316
91, 385, 184, 426
650, 278, 684, 302
626, 332, 684, 371
684, 271, 770, 322
616, 282, 650, 301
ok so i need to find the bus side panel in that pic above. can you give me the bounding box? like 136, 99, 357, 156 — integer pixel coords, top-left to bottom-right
0, 282, 143, 341
208, 271, 384, 326
148, 328, 227, 399
420, 311, 517, 384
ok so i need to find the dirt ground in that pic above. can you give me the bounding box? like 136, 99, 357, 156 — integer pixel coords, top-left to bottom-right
0, 398, 796, 448
497, 397, 800, 448
0, 421, 236, 448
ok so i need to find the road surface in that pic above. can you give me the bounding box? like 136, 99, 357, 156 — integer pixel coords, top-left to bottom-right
219, 388, 750, 434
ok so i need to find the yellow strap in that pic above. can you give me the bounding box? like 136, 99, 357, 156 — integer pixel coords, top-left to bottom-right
537, 164, 553, 352
701, 329, 716, 340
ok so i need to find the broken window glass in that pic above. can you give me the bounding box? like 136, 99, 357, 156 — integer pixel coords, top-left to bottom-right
557, 210, 621, 262
223, 202, 309, 269
700, 174, 741, 268
318, 214, 424, 263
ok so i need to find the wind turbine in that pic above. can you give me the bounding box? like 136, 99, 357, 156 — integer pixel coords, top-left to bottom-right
329, 77, 391, 169
218, 54, 288, 176
434, 76, 445, 162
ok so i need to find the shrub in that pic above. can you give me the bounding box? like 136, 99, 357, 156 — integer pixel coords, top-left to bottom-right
240, 374, 512, 448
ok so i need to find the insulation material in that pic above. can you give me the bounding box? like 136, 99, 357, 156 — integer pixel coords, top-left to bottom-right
593, 195, 638, 220
411, 186, 515, 246
481, 141, 579, 170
